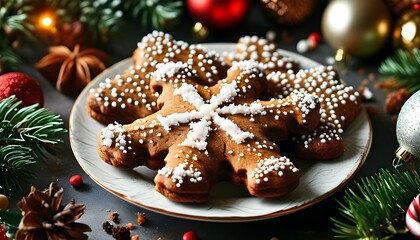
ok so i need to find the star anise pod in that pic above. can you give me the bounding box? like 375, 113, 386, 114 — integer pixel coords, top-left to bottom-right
15, 182, 91, 240
36, 44, 108, 96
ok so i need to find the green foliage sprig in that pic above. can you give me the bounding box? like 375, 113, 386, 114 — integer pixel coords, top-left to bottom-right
379, 48, 420, 93
123, 0, 183, 29
0, 96, 66, 196
78, 0, 123, 44
0, 0, 34, 73
0, 0, 184, 73
0, 145, 35, 197
332, 168, 420, 239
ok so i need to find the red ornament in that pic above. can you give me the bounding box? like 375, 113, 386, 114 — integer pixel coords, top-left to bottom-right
308, 32, 321, 44
183, 231, 198, 240
0, 224, 8, 240
186, 0, 249, 30
0, 72, 44, 107
69, 175, 84, 187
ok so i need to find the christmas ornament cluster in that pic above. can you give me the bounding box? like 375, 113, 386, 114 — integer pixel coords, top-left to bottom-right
1, 0, 183, 95
322, 0, 420, 58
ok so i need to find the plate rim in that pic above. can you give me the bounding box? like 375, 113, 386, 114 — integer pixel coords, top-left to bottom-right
69, 43, 372, 222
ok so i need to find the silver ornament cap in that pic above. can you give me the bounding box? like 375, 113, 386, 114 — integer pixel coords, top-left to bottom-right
396, 90, 420, 163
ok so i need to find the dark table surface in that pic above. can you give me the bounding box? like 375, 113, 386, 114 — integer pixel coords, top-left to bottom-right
9, 1, 405, 239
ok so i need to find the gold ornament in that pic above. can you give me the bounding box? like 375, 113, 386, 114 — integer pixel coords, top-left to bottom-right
0, 194, 8, 210
321, 0, 392, 58
393, 8, 420, 50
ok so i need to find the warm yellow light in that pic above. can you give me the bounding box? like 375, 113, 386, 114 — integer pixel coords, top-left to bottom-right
40, 16, 53, 28
401, 21, 417, 42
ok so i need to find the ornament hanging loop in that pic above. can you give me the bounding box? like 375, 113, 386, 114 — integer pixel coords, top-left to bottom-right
392, 157, 404, 169
394, 146, 419, 179
395, 146, 415, 164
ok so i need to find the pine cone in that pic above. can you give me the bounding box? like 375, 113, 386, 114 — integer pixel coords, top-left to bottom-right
15, 182, 91, 240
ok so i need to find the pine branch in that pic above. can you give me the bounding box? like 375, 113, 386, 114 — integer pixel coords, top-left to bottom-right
0, 96, 67, 196
0, 96, 67, 159
0, 145, 35, 196
379, 48, 420, 93
0, 0, 34, 72
332, 169, 420, 239
123, 0, 183, 29
79, 0, 124, 44
0, 43, 23, 72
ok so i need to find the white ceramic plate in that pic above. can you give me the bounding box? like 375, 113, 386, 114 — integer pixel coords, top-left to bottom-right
69, 44, 372, 222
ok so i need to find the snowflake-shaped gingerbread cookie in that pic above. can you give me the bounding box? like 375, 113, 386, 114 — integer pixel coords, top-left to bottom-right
97, 60, 321, 203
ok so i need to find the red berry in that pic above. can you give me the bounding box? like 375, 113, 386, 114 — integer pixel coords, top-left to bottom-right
308, 32, 321, 44
183, 231, 198, 240
0, 72, 44, 107
0, 224, 8, 240
69, 175, 83, 187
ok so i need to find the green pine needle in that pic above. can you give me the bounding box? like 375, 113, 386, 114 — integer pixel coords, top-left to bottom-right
0, 145, 35, 196
332, 169, 420, 239
79, 0, 124, 44
0, 96, 67, 196
124, 0, 183, 29
0, 44, 23, 72
0, 96, 67, 159
379, 48, 420, 93
0, 0, 34, 72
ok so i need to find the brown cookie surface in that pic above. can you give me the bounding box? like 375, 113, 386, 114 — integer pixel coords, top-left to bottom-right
227, 35, 361, 160
97, 60, 321, 202
86, 31, 228, 124
267, 66, 361, 160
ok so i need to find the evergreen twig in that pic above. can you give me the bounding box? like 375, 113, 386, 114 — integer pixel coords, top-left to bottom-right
332, 169, 420, 239
379, 48, 420, 93
0, 0, 184, 72
0, 145, 35, 196
0, 96, 67, 196
123, 0, 184, 29
79, 0, 123, 44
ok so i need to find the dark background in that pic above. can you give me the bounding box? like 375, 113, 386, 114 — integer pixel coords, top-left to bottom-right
9, 1, 404, 239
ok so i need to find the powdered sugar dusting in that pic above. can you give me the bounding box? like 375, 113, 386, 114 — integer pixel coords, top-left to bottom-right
157, 80, 258, 146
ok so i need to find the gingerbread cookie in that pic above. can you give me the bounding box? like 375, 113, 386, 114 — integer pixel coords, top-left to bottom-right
226, 36, 361, 160
223, 35, 300, 97
97, 60, 321, 202
267, 66, 361, 159
86, 31, 228, 124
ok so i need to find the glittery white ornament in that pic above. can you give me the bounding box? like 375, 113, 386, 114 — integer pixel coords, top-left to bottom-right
396, 90, 420, 168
